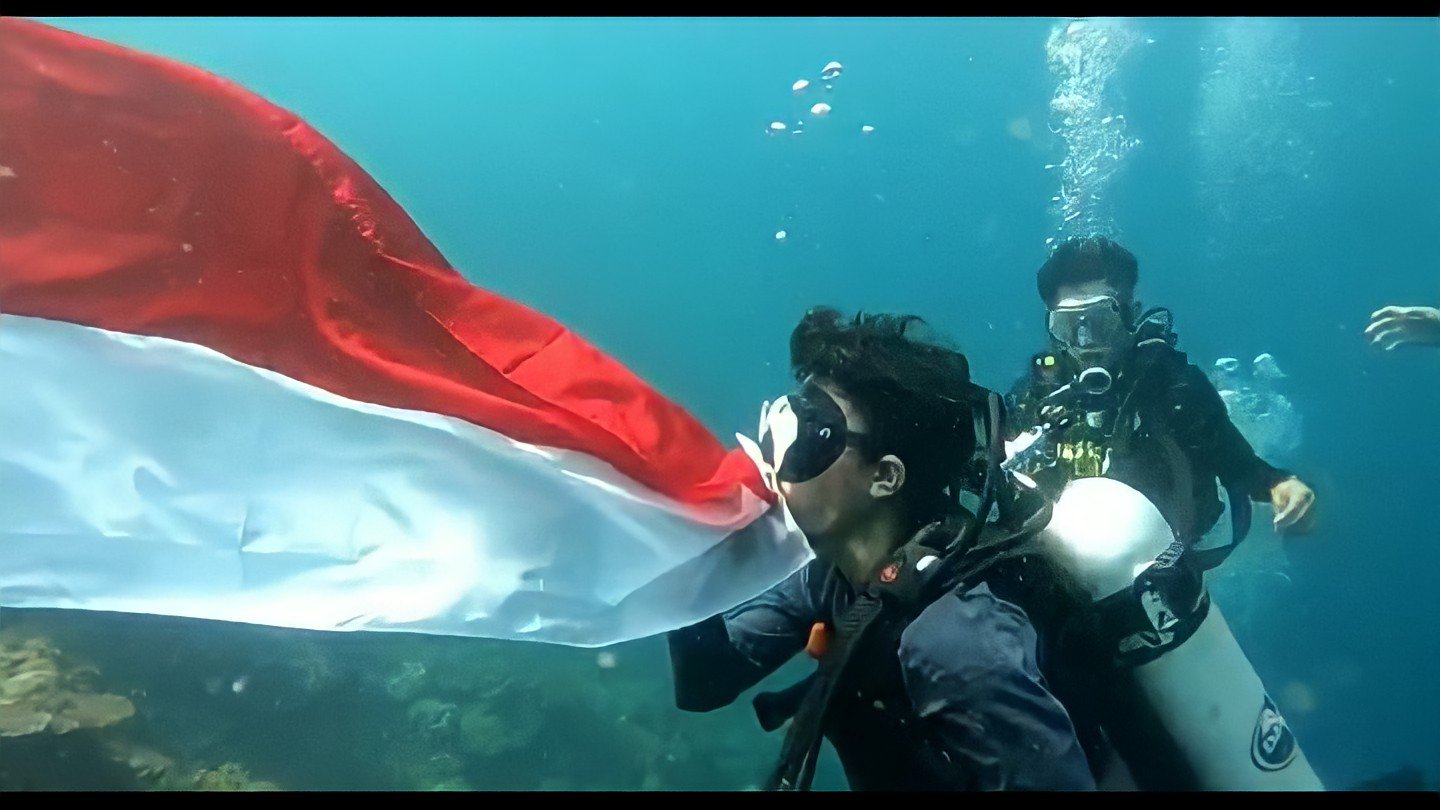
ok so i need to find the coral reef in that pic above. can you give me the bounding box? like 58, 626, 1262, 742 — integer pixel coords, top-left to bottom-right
1, 613, 784, 790
0, 636, 135, 739
188, 761, 281, 791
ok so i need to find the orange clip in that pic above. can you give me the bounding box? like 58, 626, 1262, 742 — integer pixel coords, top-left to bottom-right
806, 621, 831, 660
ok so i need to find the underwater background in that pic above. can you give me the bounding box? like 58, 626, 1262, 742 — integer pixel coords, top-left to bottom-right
2, 16, 1438, 791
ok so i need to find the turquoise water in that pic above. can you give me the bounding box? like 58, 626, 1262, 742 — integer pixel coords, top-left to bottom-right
3, 16, 1439, 791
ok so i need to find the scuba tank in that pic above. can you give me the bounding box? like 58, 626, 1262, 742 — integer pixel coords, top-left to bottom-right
1005, 311, 1323, 790
1035, 476, 1323, 790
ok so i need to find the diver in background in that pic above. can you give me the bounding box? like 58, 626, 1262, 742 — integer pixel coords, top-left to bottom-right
993, 236, 1328, 790
1365, 304, 1440, 351
1008, 236, 1318, 538
667, 307, 1095, 791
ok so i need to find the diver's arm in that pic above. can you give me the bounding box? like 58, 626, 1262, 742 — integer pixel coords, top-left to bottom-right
900, 583, 1097, 791
1167, 361, 1292, 501
667, 562, 821, 712
668, 615, 770, 712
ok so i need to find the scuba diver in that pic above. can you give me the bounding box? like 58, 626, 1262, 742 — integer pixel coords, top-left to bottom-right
1007, 236, 1318, 537
995, 236, 1326, 790
667, 307, 1096, 791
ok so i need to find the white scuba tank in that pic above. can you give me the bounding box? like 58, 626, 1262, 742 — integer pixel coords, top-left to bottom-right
1037, 476, 1324, 791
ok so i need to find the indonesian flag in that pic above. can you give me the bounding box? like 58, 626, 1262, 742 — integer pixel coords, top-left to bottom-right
0, 18, 811, 646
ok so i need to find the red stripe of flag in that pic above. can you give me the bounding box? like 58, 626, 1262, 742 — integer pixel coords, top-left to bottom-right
0, 18, 767, 520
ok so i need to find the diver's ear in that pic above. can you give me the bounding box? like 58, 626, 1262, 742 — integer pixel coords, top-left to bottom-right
870, 455, 906, 500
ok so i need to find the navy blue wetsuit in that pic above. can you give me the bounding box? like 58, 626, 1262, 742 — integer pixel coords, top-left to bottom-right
668, 558, 1097, 791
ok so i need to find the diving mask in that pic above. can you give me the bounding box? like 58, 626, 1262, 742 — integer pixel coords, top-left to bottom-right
737, 381, 873, 497
1047, 295, 1129, 354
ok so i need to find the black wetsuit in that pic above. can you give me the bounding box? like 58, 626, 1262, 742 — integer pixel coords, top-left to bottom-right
1006, 339, 1293, 539
667, 551, 1097, 791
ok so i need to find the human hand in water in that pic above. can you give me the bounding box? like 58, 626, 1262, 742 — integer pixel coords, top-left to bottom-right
1270, 477, 1316, 534
1365, 306, 1440, 351
1036, 402, 1080, 429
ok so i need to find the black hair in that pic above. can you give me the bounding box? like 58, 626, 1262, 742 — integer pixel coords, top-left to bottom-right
1036, 236, 1139, 312
789, 307, 979, 529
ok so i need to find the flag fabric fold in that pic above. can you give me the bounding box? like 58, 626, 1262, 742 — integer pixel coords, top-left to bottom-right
0, 18, 810, 646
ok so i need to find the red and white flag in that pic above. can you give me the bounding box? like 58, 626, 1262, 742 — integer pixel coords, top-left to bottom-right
0, 18, 810, 646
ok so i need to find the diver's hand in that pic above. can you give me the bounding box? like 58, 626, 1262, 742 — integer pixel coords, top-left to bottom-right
1270, 477, 1316, 535
1036, 402, 1076, 428
1365, 306, 1440, 351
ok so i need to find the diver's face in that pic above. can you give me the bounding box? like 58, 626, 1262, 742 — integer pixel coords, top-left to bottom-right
777, 381, 886, 560
1050, 280, 1133, 369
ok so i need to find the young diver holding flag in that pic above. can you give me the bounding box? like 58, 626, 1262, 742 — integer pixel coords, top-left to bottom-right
667, 307, 1096, 791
